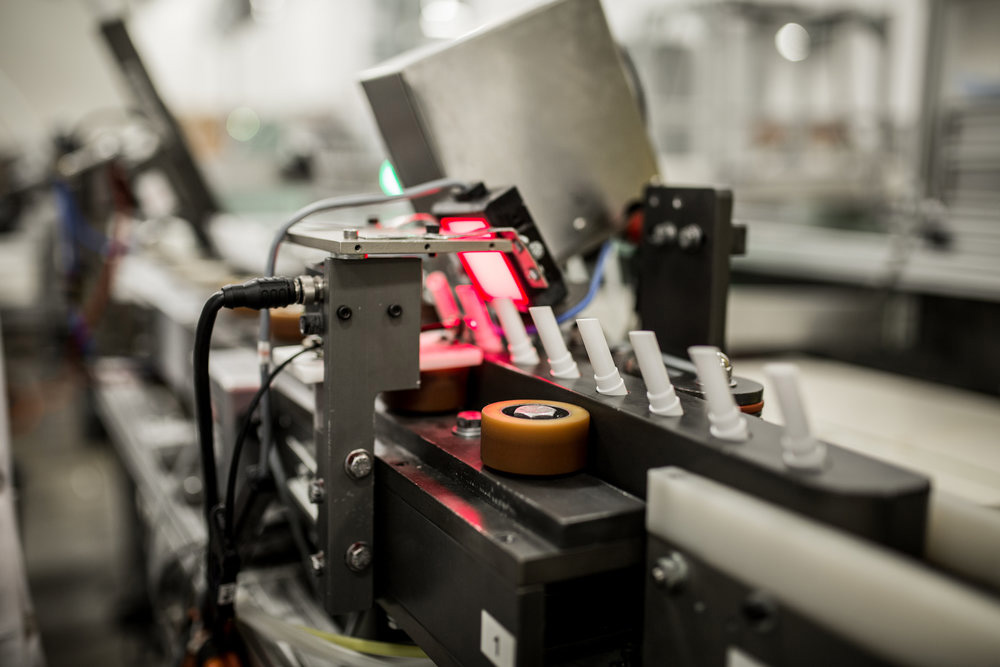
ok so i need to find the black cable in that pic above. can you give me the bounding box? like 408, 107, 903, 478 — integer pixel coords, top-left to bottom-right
194, 291, 225, 521
223, 342, 319, 540
194, 277, 303, 523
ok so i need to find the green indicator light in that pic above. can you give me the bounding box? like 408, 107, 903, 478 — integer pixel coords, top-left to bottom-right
378, 159, 403, 196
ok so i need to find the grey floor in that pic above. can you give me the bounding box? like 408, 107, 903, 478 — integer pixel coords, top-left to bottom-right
8, 345, 144, 666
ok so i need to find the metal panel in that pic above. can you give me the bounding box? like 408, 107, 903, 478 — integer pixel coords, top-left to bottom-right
318, 256, 421, 613
287, 228, 510, 256
361, 0, 659, 261
637, 185, 737, 357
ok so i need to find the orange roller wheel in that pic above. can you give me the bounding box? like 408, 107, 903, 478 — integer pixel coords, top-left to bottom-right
480, 399, 590, 476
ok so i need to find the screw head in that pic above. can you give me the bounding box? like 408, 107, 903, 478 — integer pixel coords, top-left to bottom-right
343, 229, 359, 240
678, 224, 704, 252
345, 449, 374, 480
336, 305, 352, 320
453, 410, 482, 438
650, 222, 678, 246
308, 478, 325, 504
387, 304, 403, 318
310, 551, 326, 576
528, 240, 546, 259
345, 542, 372, 572
651, 551, 688, 591
742, 592, 778, 633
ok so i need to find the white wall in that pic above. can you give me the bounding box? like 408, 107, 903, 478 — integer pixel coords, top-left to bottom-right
0, 0, 126, 152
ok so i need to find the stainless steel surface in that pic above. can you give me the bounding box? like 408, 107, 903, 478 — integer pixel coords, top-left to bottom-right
361, 0, 659, 261
512, 404, 559, 419
317, 256, 422, 614
286, 227, 512, 256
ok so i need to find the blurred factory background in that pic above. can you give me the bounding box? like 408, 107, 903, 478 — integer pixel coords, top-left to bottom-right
0, 0, 998, 665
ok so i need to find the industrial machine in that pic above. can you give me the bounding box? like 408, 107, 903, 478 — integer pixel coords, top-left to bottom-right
89, 2, 1000, 666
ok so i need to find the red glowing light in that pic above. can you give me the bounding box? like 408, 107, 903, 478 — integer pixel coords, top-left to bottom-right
440, 217, 528, 307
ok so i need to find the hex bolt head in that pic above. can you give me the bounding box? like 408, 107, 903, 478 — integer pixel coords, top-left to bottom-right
343, 229, 359, 240
344, 449, 374, 480
650, 222, 678, 246
453, 410, 483, 438
387, 304, 403, 318
308, 478, 325, 504
651, 551, 689, 592
336, 305, 352, 320
678, 224, 704, 252
310, 551, 326, 576
345, 542, 372, 572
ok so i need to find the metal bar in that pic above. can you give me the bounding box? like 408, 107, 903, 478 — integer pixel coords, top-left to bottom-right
287, 228, 513, 256
318, 256, 422, 613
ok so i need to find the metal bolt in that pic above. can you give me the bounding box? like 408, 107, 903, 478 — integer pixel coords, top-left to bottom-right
453, 410, 482, 438
308, 478, 325, 504
528, 240, 546, 259
742, 592, 778, 633
717, 351, 736, 386
310, 551, 326, 576
651, 551, 688, 591
572, 217, 587, 230
345, 449, 373, 480
299, 312, 325, 335
336, 305, 352, 320
345, 542, 372, 572
650, 222, 677, 246
387, 304, 403, 318
513, 404, 558, 419
678, 224, 704, 252
343, 229, 359, 240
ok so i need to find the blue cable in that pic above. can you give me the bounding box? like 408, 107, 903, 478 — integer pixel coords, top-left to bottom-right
555, 240, 614, 323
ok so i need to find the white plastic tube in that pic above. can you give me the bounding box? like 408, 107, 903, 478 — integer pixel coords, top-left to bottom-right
647, 467, 1000, 667
764, 362, 826, 470
629, 331, 682, 416
688, 345, 746, 441
494, 297, 539, 366
927, 489, 1000, 593
425, 271, 461, 328
529, 306, 579, 378
455, 285, 503, 353
577, 318, 627, 396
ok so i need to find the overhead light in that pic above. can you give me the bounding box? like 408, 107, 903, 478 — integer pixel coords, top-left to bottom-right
775, 22, 811, 62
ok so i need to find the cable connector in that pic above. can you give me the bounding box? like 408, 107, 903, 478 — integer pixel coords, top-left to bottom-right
220, 275, 324, 310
